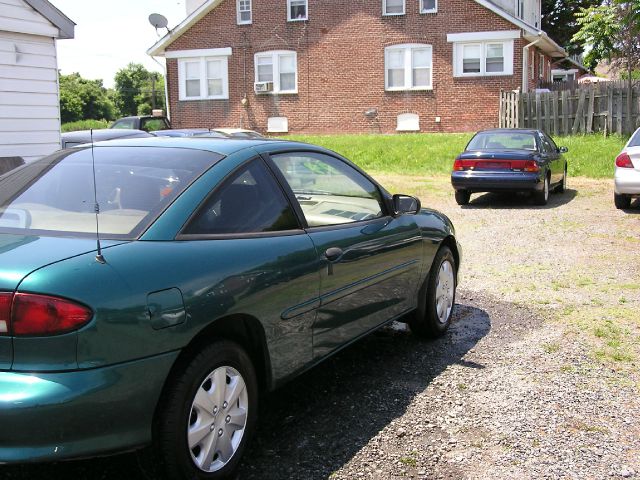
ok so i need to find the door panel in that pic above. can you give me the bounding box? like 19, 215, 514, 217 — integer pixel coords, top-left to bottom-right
308, 216, 422, 357
267, 151, 422, 358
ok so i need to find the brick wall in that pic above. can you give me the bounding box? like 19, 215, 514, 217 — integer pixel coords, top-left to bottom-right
165, 0, 540, 133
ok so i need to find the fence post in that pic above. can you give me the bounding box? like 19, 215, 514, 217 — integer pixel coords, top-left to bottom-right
586, 86, 595, 133
553, 91, 559, 136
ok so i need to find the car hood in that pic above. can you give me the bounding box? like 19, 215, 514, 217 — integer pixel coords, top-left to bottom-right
457, 150, 538, 160
0, 234, 127, 291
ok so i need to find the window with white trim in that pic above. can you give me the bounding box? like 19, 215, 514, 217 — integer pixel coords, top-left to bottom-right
178, 56, 229, 100
420, 0, 437, 13
255, 51, 298, 94
453, 40, 514, 77
383, 0, 405, 15
385, 44, 432, 90
237, 0, 251, 24
287, 0, 307, 20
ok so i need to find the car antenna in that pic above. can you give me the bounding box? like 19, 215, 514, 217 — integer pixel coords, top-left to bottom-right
90, 129, 106, 264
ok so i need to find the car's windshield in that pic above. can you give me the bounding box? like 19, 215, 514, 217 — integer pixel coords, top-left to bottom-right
466, 132, 537, 151
0, 147, 221, 239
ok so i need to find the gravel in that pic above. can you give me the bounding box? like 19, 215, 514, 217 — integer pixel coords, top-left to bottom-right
2, 177, 639, 479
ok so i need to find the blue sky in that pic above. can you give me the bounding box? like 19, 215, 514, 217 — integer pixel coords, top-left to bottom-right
50, 0, 189, 87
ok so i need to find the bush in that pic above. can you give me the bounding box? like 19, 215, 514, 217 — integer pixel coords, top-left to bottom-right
62, 119, 110, 132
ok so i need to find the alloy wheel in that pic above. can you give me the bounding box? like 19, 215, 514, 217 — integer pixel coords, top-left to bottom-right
435, 260, 455, 324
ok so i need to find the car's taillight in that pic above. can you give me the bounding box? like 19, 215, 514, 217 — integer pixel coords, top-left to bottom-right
453, 159, 464, 171
616, 152, 633, 168
1, 293, 92, 336
0, 293, 11, 335
523, 160, 540, 172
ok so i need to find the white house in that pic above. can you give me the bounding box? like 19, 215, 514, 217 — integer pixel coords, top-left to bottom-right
0, 0, 74, 165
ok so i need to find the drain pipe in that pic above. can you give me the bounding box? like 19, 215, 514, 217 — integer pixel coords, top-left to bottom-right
151, 56, 171, 121
522, 33, 543, 93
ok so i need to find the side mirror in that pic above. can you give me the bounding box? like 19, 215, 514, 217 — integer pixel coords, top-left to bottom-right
393, 194, 421, 216
559, 146, 568, 153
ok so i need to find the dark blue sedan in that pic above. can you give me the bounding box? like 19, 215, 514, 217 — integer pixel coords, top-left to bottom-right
451, 129, 568, 206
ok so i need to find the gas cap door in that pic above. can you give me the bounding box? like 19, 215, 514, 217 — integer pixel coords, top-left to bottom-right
147, 288, 186, 330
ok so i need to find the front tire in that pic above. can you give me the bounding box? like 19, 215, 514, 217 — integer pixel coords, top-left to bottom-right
614, 192, 631, 209
155, 340, 258, 480
409, 246, 457, 338
455, 190, 471, 206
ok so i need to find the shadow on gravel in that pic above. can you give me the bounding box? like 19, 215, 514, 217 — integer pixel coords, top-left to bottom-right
462, 188, 577, 209
621, 198, 640, 214
0, 300, 491, 480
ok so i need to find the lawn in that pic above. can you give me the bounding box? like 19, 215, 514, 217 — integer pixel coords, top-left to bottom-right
286, 133, 628, 179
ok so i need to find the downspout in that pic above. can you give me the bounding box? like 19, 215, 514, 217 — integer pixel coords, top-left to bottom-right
151, 55, 171, 121
522, 33, 543, 93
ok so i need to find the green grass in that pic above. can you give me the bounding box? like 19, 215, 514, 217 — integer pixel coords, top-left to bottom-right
62, 119, 110, 132
285, 133, 628, 178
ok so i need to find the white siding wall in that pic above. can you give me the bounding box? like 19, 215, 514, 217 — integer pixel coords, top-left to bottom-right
0, 0, 61, 162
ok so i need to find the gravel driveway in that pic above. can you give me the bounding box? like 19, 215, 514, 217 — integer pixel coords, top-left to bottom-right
2, 176, 639, 480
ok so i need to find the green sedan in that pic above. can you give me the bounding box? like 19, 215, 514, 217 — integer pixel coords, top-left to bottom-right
0, 137, 460, 479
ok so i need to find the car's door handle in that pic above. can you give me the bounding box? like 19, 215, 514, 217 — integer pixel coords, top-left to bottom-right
324, 247, 343, 262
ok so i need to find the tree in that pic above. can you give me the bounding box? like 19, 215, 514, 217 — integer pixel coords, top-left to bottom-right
542, 0, 601, 54
59, 72, 117, 123
572, 0, 640, 132
114, 63, 165, 117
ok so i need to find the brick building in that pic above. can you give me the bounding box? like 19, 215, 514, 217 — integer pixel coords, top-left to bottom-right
148, 0, 567, 134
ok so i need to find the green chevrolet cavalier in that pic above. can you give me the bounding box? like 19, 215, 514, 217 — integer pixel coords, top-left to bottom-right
0, 137, 460, 479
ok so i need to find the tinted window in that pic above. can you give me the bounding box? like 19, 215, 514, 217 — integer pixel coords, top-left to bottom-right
466, 132, 537, 151
0, 147, 220, 239
112, 119, 135, 129
629, 129, 640, 147
271, 152, 384, 227
539, 135, 555, 154
141, 118, 169, 132
183, 159, 298, 235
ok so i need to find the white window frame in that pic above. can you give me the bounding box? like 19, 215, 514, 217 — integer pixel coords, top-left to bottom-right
287, 0, 308, 21
385, 44, 433, 91
383, 0, 405, 16
451, 39, 514, 77
420, 0, 437, 13
177, 54, 230, 101
254, 50, 298, 94
237, 0, 252, 24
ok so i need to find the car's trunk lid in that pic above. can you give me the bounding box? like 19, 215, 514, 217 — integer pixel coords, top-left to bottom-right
455, 150, 539, 172
0, 234, 126, 369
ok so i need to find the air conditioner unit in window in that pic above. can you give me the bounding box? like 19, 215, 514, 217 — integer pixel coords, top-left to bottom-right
254, 81, 273, 93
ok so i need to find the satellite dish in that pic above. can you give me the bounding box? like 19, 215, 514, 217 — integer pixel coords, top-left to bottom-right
149, 13, 169, 30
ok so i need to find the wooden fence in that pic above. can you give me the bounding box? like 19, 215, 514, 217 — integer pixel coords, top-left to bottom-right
499, 83, 640, 135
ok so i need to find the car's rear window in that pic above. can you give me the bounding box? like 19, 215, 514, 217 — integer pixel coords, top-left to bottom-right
466, 132, 537, 151
0, 146, 221, 239
628, 129, 640, 147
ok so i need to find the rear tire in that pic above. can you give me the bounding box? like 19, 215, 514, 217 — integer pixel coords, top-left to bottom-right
155, 340, 258, 480
556, 167, 567, 193
409, 246, 457, 338
454, 190, 471, 206
614, 192, 631, 209
534, 175, 550, 206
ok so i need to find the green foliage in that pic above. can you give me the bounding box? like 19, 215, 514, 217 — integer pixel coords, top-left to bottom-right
572, 0, 640, 70
542, 0, 600, 54
61, 119, 110, 132
114, 63, 165, 117
58, 73, 116, 123
285, 133, 626, 178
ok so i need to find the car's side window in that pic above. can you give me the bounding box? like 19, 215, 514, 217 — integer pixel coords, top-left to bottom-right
270, 152, 385, 227
183, 159, 299, 235
545, 134, 559, 152
539, 135, 554, 154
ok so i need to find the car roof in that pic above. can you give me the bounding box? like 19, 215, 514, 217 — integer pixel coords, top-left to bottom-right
476, 128, 541, 135
86, 135, 301, 156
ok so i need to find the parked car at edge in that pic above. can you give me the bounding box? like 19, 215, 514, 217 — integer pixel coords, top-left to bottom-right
153, 128, 218, 138
451, 128, 568, 206
0, 136, 460, 479
61, 128, 154, 149
110, 115, 171, 132
614, 126, 640, 209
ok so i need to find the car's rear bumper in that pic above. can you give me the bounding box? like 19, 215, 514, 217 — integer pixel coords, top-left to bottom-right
614, 168, 640, 195
0, 351, 178, 463
451, 171, 542, 192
